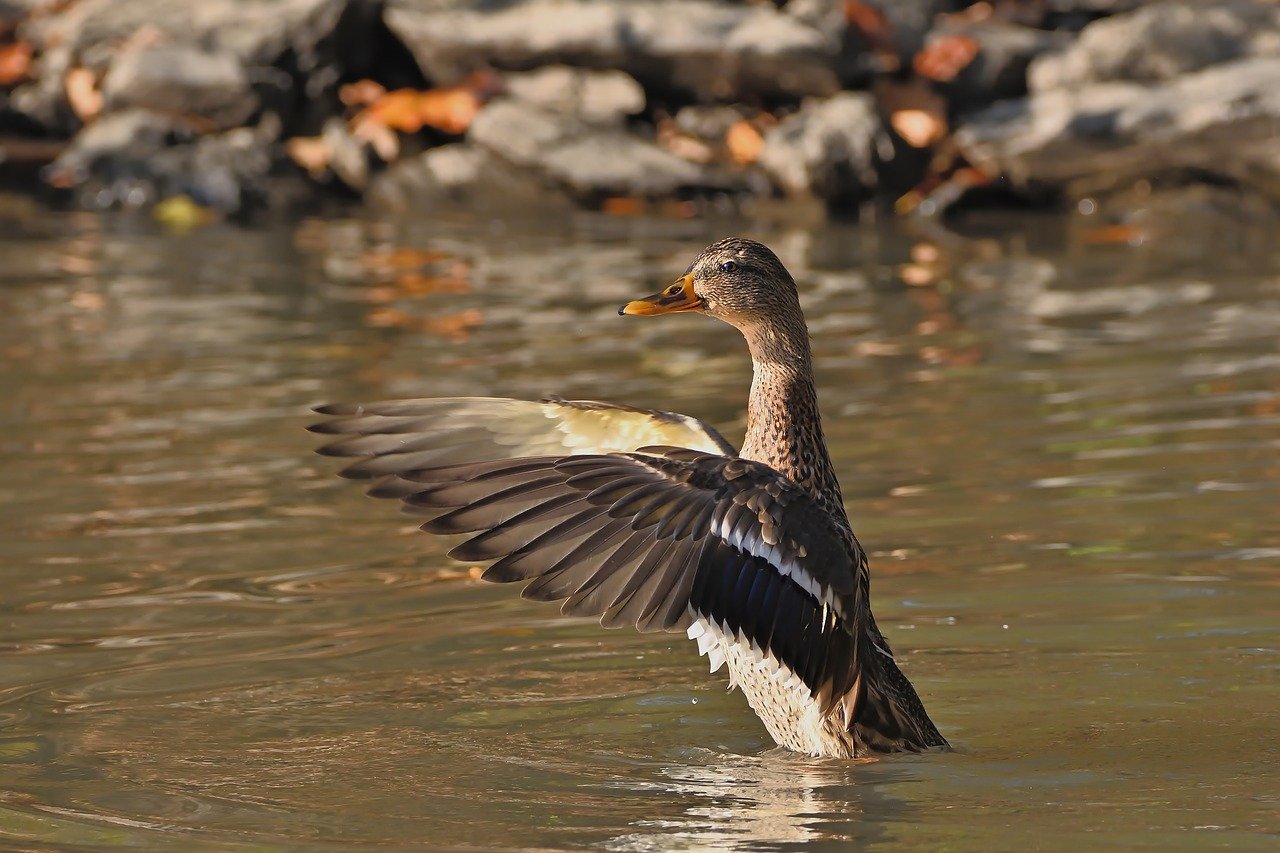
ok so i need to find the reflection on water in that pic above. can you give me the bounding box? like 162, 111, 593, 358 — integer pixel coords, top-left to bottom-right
0, 205, 1277, 849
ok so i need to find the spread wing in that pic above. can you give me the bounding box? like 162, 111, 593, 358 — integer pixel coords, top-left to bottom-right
312, 411, 870, 714
309, 396, 735, 483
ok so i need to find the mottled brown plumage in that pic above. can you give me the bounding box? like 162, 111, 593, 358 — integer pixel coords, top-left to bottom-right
312, 238, 947, 758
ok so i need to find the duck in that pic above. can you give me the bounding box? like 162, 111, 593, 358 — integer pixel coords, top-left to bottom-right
310, 237, 948, 758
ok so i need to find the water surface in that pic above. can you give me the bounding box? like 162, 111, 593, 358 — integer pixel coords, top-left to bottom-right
1, 205, 1277, 849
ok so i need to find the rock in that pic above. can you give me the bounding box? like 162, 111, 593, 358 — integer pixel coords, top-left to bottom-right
673, 105, 747, 142
924, 21, 1069, 110
367, 142, 570, 211
102, 44, 257, 131
43, 107, 281, 213
1029, 0, 1280, 91
956, 56, 1280, 201
12, 0, 354, 133
502, 65, 644, 124
758, 92, 879, 203
468, 98, 722, 197
44, 108, 191, 193
386, 0, 840, 102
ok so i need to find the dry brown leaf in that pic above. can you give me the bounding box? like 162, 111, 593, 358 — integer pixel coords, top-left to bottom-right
339, 79, 386, 109
891, 108, 947, 148
286, 136, 331, 177
65, 67, 103, 122
357, 84, 483, 136
0, 41, 34, 87
844, 1, 894, 48
601, 196, 646, 217
725, 119, 764, 165
659, 200, 698, 220
914, 34, 981, 82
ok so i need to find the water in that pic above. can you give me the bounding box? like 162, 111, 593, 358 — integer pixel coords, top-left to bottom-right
1, 203, 1277, 849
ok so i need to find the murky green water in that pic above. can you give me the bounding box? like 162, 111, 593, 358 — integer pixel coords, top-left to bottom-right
1, 203, 1277, 850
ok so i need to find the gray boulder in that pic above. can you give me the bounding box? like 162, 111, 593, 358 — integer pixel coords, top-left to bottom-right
956, 56, 1280, 200
386, 0, 840, 101
758, 92, 879, 202
1030, 0, 1280, 91
368, 142, 571, 211
102, 44, 257, 131
468, 98, 721, 197
502, 66, 644, 124
44, 107, 281, 213
11, 0, 352, 133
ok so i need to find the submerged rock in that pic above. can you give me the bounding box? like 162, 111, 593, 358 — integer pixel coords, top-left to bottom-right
386, 0, 841, 101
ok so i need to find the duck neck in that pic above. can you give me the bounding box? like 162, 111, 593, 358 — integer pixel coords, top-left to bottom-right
740, 324, 846, 522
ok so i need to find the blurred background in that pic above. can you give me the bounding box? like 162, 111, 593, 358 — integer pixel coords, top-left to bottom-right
1, 1, 1278, 850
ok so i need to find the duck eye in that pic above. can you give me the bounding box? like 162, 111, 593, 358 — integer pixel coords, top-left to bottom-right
719, 260, 738, 273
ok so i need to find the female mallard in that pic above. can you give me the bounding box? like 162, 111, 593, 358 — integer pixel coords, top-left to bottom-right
311, 238, 948, 758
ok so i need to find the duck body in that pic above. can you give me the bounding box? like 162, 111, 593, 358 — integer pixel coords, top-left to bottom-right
312, 238, 947, 758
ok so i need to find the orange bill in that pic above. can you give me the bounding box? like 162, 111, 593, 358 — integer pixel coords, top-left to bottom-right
619, 273, 703, 316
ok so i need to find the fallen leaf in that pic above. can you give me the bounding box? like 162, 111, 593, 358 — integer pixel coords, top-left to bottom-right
659, 200, 698, 219
0, 41, 33, 87
602, 196, 646, 217
891, 108, 948, 148
844, 1, 894, 50
357, 82, 485, 136
65, 66, 103, 122
725, 119, 764, 165
914, 34, 981, 82
339, 79, 386, 108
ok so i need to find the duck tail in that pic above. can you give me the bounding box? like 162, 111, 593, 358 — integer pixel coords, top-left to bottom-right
850, 637, 949, 753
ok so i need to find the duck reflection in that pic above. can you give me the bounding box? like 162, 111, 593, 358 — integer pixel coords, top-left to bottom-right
607, 749, 908, 849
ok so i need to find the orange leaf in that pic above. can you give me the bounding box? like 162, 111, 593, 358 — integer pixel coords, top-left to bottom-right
339, 79, 386, 109
602, 196, 646, 217
419, 87, 483, 135
65, 66, 102, 122
725, 119, 764, 165
358, 85, 483, 136
914, 34, 981, 82
0, 41, 33, 87
891, 108, 947, 148
844, 1, 893, 47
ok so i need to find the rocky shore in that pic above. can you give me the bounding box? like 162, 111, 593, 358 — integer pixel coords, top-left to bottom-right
2, 0, 1278, 221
